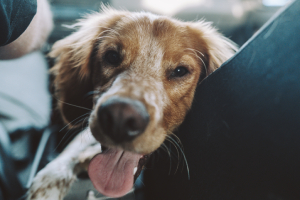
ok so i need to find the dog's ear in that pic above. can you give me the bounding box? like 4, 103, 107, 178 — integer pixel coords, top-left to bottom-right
49, 8, 125, 127
189, 21, 238, 76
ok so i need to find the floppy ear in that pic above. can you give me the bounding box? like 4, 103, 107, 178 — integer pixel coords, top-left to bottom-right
49, 8, 126, 126
190, 21, 238, 76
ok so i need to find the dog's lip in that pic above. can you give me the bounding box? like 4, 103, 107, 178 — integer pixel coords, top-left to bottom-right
134, 153, 151, 181
101, 145, 109, 152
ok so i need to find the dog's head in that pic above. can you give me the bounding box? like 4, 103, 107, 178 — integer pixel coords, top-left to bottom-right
50, 8, 237, 198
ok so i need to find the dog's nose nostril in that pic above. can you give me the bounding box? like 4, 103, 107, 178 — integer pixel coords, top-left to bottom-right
125, 117, 139, 135
124, 116, 149, 137
97, 97, 149, 143
99, 109, 114, 138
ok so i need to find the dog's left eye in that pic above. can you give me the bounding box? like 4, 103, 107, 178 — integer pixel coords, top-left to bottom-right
171, 66, 189, 78
104, 50, 121, 65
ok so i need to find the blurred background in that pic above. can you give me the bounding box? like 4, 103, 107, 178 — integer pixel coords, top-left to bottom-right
0, 0, 291, 200
49, 0, 290, 47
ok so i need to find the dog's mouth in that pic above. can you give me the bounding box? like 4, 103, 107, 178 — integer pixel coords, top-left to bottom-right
87, 96, 155, 197
88, 146, 150, 198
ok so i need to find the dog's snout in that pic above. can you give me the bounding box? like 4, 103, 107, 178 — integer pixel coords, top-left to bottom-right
97, 97, 149, 143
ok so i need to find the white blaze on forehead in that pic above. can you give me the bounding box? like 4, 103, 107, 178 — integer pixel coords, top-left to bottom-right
144, 90, 164, 122
95, 74, 125, 105
130, 14, 165, 74
131, 13, 168, 122
95, 12, 170, 124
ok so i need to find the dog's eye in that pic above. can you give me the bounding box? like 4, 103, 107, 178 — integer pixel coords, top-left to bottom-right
104, 50, 121, 65
171, 66, 189, 78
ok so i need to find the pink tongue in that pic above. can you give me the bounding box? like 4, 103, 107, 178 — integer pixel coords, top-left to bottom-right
88, 148, 142, 198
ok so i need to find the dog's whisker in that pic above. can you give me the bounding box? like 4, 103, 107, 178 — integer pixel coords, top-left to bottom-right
167, 131, 184, 149
153, 146, 176, 175
167, 136, 183, 157
186, 48, 208, 76
161, 143, 172, 175
169, 133, 186, 173
54, 117, 89, 152
169, 133, 187, 173
59, 113, 90, 132
166, 136, 190, 180
168, 134, 184, 163
186, 47, 205, 57
55, 97, 92, 111
165, 137, 180, 174
55, 120, 89, 152
80, 117, 90, 137
165, 136, 187, 176
53, 129, 81, 152
165, 135, 181, 158
172, 134, 184, 149
196, 54, 208, 76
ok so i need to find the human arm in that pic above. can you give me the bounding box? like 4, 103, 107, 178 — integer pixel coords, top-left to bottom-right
0, 0, 53, 59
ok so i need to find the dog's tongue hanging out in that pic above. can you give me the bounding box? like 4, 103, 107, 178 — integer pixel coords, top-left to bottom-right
88, 148, 142, 198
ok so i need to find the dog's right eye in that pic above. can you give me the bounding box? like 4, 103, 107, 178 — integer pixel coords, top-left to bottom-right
104, 50, 121, 65
171, 66, 189, 78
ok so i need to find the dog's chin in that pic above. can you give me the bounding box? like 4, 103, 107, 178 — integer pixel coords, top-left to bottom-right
88, 146, 151, 198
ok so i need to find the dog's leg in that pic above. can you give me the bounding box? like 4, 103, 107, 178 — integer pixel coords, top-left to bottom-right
27, 129, 101, 200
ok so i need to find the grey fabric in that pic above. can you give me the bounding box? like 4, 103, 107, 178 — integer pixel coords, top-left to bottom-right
0, 51, 51, 133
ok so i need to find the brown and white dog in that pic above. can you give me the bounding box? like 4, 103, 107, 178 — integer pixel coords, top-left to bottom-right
27, 7, 237, 200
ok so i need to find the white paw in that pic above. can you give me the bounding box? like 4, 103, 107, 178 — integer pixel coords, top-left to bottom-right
27, 160, 76, 200
78, 143, 102, 165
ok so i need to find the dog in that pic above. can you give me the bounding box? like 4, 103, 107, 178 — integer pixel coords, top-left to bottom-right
27, 7, 237, 200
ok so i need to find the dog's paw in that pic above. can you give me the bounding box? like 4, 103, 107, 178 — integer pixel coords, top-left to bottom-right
27, 160, 76, 200
78, 143, 102, 169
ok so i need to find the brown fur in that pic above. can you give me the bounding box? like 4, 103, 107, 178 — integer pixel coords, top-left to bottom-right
50, 7, 237, 155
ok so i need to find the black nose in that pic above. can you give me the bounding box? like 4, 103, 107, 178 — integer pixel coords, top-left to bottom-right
97, 97, 149, 143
